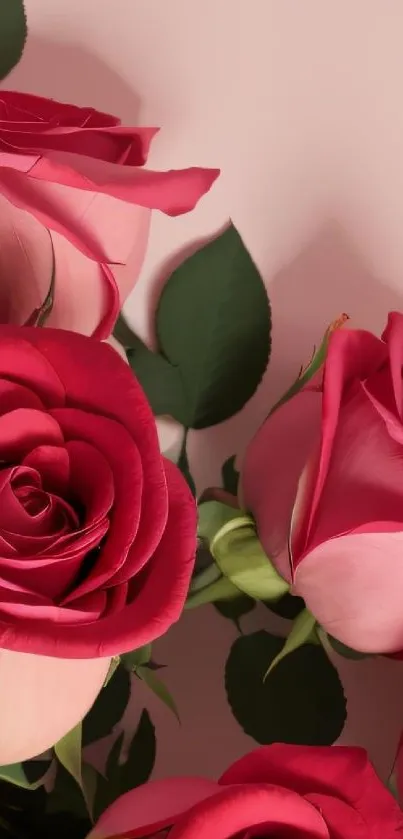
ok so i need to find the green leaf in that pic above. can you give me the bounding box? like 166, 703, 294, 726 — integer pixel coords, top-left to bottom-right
81, 764, 99, 823
189, 561, 222, 594
136, 666, 180, 721
262, 593, 305, 620
155, 223, 271, 428
316, 625, 371, 661
92, 733, 125, 821
103, 656, 120, 687
321, 631, 369, 661
0, 763, 40, 790
221, 456, 239, 495
213, 519, 289, 601
269, 314, 348, 417
119, 710, 156, 795
214, 594, 256, 630
198, 500, 245, 545
0, 0, 27, 81
113, 314, 138, 348
54, 722, 82, 792
126, 336, 186, 418
25, 232, 56, 327
264, 609, 318, 677
226, 631, 346, 746
46, 763, 88, 821
121, 644, 152, 670
198, 502, 289, 602
82, 663, 131, 747
177, 430, 196, 496
22, 760, 52, 786
95, 711, 156, 820
0, 780, 48, 839
186, 574, 240, 609
106, 732, 124, 779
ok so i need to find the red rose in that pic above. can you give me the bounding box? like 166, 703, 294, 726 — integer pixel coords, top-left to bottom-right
0, 91, 219, 335
0, 325, 196, 658
242, 312, 403, 654
90, 744, 403, 838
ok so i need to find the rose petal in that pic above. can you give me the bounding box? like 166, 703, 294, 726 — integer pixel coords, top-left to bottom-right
0, 335, 65, 406
0, 457, 195, 657
294, 530, 403, 653
66, 440, 114, 527
0, 124, 157, 165
0, 647, 109, 763
26, 151, 220, 217
168, 785, 328, 839
89, 777, 219, 839
220, 742, 398, 831
53, 409, 144, 599
0, 379, 44, 413
0, 188, 150, 337
0, 408, 63, 460
382, 311, 403, 418
241, 390, 322, 580
44, 201, 151, 337
0, 195, 54, 325
304, 329, 387, 547
23, 445, 70, 496
300, 386, 403, 556
0, 91, 120, 128
0, 157, 219, 273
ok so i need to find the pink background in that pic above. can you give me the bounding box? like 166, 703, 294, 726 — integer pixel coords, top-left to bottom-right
12, 0, 403, 781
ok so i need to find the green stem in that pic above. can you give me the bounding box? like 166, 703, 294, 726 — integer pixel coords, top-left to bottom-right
190, 563, 222, 593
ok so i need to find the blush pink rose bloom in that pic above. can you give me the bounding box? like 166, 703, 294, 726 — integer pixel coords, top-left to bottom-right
0, 91, 219, 336
88, 744, 403, 838
242, 312, 403, 654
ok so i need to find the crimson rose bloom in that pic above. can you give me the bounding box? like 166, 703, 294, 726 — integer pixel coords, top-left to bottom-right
0, 325, 196, 658
90, 744, 403, 838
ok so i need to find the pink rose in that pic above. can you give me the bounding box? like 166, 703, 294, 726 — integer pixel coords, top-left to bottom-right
242, 312, 403, 654
0, 91, 219, 336
89, 744, 403, 838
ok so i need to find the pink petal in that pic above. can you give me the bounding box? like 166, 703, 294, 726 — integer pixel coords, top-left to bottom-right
0, 192, 150, 337
241, 390, 322, 580
27, 151, 220, 217
90, 777, 219, 839
220, 743, 367, 792
0, 648, 109, 763
0, 123, 158, 166
0, 196, 53, 325
46, 203, 150, 336
168, 785, 328, 839
380, 311, 403, 419
0, 91, 121, 128
304, 329, 387, 546
220, 742, 402, 831
294, 530, 403, 653
0, 157, 218, 264
300, 386, 403, 556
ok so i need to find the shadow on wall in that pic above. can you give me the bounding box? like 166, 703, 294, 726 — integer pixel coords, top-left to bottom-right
188, 219, 403, 492
8, 36, 140, 123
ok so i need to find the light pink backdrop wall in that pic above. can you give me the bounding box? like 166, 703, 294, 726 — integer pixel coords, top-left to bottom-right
12, 0, 403, 780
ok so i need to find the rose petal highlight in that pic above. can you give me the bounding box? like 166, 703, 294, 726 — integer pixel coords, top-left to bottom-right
0, 648, 110, 763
